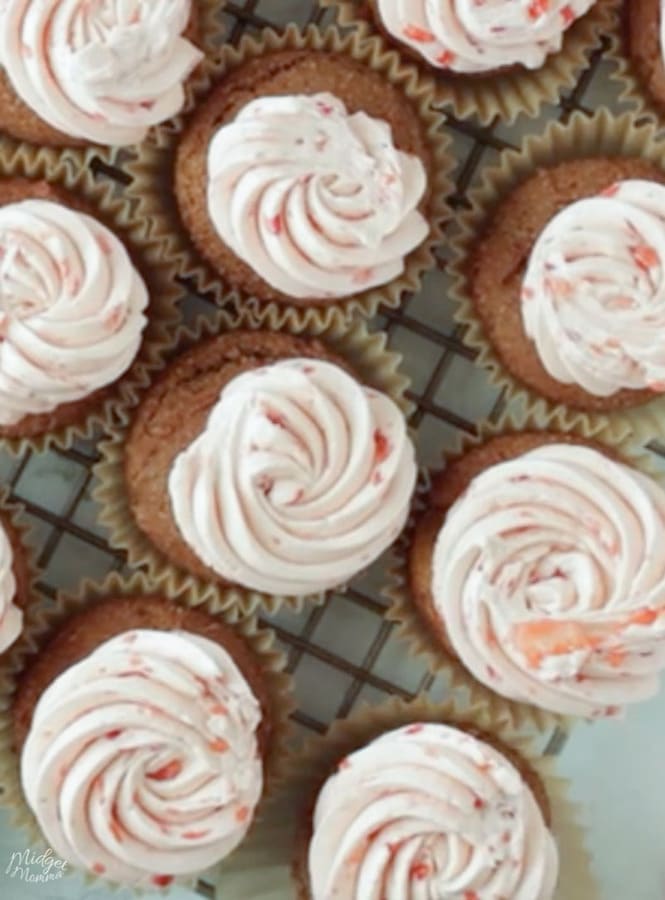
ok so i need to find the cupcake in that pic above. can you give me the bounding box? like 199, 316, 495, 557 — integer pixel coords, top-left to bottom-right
624, 0, 665, 115
217, 698, 595, 900
0, 0, 207, 147
0, 142, 180, 452
321, 0, 618, 122
406, 431, 665, 719
97, 325, 416, 606
452, 110, 665, 438
1, 573, 292, 888
127, 26, 451, 326
296, 722, 558, 899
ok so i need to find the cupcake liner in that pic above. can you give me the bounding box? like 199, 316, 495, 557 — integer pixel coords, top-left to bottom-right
385, 403, 661, 733
0, 488, 41, 641
320, 0, 619, 125
0, 569, 294, 893
604, 0, 665, 121
0, 0, 225, 153
93, 306, 414, 616
216, 694, 597, 900
123, 23, 453, 330
0, 136, 182, 456
450, 107, 665, 442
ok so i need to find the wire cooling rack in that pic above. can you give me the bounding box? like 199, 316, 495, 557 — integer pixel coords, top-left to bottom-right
3, 2, 665, 897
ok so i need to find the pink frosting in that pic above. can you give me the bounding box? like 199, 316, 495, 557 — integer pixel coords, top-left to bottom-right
0, 0, 202, 145
431, 443, 665, 718
206, 92, 428, 300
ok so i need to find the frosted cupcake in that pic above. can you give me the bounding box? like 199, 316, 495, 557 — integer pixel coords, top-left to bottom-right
104, 329, 416, 601
0, 505, 35, 656
408, 432, 665, 719
321, 0, 618, 122
0, 180, 151, 444
296, 722, 558, 899
0, 0, 205, 147
3, 576, 292, 888
624, 0, 665, 115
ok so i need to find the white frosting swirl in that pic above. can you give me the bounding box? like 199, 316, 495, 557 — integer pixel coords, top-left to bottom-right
432, 443, 665, 718
0, 521, 21, 653
376, 0, 595, 73
206, 92, 428, 300
522, 179, 665, 397
21, 629, 263, 886
0, 199, 148, 426
309, 722, 558, 900
169, 358, 416, 595
0, 0, 202, 145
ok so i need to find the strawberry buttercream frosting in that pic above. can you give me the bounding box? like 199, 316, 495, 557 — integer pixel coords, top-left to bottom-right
375, 0, 595, 73
21, 629, 263, 886
522, 179, 665, 397
168, 358, 417, 595
0, 0, 202, 145
0, 198, 148, 426
0, 521, 21, 653
308, 722, 559, 899
206, 92, 428, 300
431, 442, 665, 718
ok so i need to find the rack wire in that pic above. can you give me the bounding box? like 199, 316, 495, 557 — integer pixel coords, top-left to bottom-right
2, 2, 665, 896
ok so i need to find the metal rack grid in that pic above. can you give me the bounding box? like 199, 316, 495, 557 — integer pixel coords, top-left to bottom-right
2, 2, 665, 897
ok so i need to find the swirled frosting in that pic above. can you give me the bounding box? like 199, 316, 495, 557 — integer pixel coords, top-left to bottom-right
0, 521, 20, 653
376, 0, 595, 73
0, 198, 148, 426
522, 179, 665, 397
169, 358, 416, 595
21, 628, 263, 886
206, 92, 428, 300
0, 0, 202, 145
309, 722, 558, 900
432, 443, 665, 718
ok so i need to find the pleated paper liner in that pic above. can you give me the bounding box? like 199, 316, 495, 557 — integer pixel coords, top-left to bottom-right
216, 694, 597, 900
449, 107, 665, 442
122, 24, 453, 331
0, 137, 183, 456
93, 305, 414, 617
0, 0, 226, 152
604, 1, 665, 121
385, 403, 661, 736
0, 569, 294, 893
319, 0, 619, 125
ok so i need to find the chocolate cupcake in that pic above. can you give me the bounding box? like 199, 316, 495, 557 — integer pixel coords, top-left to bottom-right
95, 315, 415, 610
0, 140, 180, 452
126, 25, 452, 327
451, 109, 665, 440
0, 0, 214, 148
622, 0, 665, 116
404, 427, 665, 719
321, 0, 619, 123
215, 697, 597, 900
0, 572, 292, 888
0, 498, 37, 656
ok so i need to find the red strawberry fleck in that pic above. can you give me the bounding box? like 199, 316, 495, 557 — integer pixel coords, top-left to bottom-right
351, 267, 374, 285
521, 286, 535, 301
266, 409, 287, 428
373, 429, 391, 464
605, 705, 621, 717
403, 23, 435, 42
561, 4, 575, 24
631, 244, 659, 270
265, 214, 282, 235
123, 632, 138, 643
527, 0, 549, 20
338, 757, 351, 770
106, 729, 122, 739
600, 183, 620, 197
257, 475, 274, 495
405, 723, 424, 735
464, 892, 479, 900
148, 759, 182, 781
152, 875, 174, 887
474, 796, 485, 809
316, 100, 334, 115
109, 806, 124, 843
302, 364, 315, 374
372, 470, 384, 486
92, 862, 105, 875
210, 703, 228, 716
410, 861, 430, 880
235, 805, 250, 823
182, 829, 210, 839
209, 737, 230, 753
436, 49, 456, 66
628, 608, 659, 626
104, 305, 125, 331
